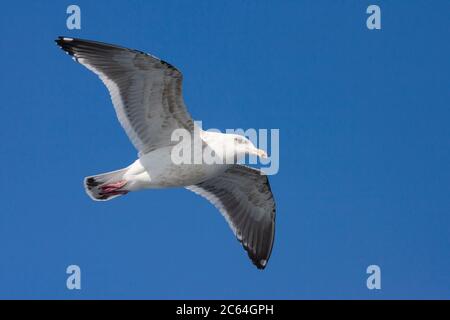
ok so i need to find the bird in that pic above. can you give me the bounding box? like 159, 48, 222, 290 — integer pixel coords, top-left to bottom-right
55, 37, 276, 269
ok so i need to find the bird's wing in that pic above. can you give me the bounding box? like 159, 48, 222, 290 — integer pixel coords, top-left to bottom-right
56, 37, 194, 154
186, 165, 276, 269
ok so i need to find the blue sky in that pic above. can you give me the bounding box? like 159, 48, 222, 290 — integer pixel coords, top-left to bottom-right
0, 1, 449, 299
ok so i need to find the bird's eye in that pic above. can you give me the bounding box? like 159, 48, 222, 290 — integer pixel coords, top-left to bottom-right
234, 137, 244, 144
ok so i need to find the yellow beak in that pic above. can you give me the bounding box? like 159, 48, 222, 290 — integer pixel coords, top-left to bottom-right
256, 149, 268, 159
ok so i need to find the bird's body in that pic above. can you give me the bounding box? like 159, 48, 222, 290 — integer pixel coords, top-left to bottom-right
138, 145, 229, 188
112, 142, 230, 192
56, 37, 276, 269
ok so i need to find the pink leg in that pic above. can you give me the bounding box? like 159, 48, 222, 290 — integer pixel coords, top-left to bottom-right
100, 180, 128, 194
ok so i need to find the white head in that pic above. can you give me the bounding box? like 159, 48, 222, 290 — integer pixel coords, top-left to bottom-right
202, 131, 267, 164
227, 134, 267, 159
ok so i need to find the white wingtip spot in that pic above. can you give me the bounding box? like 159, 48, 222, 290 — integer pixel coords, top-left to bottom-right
63, 37, 74, 41
260, 259, 267, 267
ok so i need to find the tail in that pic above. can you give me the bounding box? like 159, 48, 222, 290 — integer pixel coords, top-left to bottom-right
84, 167, 129, 201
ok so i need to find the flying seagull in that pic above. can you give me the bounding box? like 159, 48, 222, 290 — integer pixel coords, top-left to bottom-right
55, 37, 276, 269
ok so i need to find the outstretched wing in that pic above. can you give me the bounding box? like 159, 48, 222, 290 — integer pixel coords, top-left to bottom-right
186, 165, 276, 269
56, 37, 194, 154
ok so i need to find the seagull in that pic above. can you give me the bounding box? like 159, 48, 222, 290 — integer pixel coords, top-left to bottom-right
55, 37, 276, 269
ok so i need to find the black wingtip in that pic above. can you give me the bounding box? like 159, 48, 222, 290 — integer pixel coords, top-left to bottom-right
256, 264, 266, 270
55, 36, 73, 44
252, 256, 268, 270
54, 36, 63, 46
54, 36, 182, 76
55, 36, 77, 57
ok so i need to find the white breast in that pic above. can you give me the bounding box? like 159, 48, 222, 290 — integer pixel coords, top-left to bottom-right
136, 146, 228, 188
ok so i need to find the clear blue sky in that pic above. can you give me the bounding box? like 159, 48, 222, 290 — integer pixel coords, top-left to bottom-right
0, 1, 449, 299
